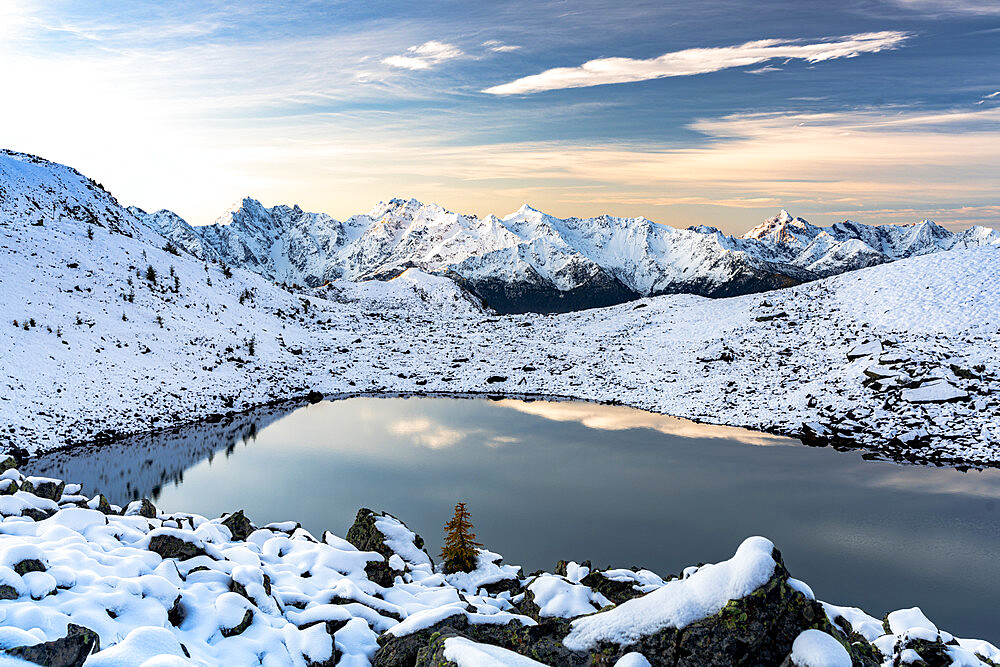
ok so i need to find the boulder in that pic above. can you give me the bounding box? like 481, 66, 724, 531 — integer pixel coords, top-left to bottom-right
887, 632, 955, 666
13, 558, 46, 576
147, 534, 207, 561
88, 494, 114, 515
481, 576, 523, 597
167, 594, 186, 627
3, 623, 99, 667
346, 508, 430, 586
372, 612, 577, 667
21, 477, 65, 501
901, 381, 969, 404
124, 498, 157, 519
21, 507, 56, 522
579, 570, 645, 606
221, 510, 255, 541
299, 621, 347, 667
220, 609, 254, 638
847, 341, 882, 361
0, 455, 18, 474
414, 630, 564, 667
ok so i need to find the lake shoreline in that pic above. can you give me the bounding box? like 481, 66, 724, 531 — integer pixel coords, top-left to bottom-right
27, 389, 998, 473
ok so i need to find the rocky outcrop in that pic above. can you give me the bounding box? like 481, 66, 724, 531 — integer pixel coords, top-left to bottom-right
2, 623, 100, 667
578, 570, 646, 606
147, 533, 207, 561
372, 613, 584, 667
345, 508, 432, 586
374, 547, 879, 667
221, 509, 255, 541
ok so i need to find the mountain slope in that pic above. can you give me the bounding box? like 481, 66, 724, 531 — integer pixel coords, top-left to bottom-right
133, 198, 998, 314
1, 149, 145, 237
1, 149, 998, 467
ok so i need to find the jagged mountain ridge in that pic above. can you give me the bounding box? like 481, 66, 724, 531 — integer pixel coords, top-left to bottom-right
2, 149, 996, 314
132, 195, 998, 313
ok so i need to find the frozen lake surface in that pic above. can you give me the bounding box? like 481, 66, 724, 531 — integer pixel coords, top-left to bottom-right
28, 396, 1000, 641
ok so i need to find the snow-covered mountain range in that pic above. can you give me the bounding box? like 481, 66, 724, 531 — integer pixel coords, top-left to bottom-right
132, 195, 999, 313
2, 148, 995, 314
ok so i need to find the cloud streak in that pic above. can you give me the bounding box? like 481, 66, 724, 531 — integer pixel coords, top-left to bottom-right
977, 91, 1000, 104
890, 0, 1000, 15
383, 40, 464, 70
483, 40, 521, 53
483, 31, 911, 95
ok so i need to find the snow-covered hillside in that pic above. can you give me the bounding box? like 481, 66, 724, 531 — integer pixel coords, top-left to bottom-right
0, 149, 998, 465
132, 193, 999, 313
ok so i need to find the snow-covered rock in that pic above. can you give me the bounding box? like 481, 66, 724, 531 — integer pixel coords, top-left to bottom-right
787, 629, 852, 667
562, 536, 777, 651
901, 381, 969, 404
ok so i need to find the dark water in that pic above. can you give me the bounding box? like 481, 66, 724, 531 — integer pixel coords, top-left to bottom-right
28, 397, 1000, 642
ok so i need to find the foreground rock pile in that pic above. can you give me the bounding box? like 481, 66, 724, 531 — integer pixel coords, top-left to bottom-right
0, 457, 997, 666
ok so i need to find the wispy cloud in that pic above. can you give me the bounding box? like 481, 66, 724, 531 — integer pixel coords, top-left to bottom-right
890, 0, 1000, 15
746, 65, 782, 75
483, 31, 911, 95
976, 90, 1000, 104
483, 40, 521, 53
383, 40, 464, 70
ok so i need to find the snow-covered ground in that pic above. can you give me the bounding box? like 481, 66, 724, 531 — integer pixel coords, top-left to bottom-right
0, 460, 996, 666
1, 185, 998, 463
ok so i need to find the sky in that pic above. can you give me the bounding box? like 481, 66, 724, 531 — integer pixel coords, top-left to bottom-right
1, 0, 998, 234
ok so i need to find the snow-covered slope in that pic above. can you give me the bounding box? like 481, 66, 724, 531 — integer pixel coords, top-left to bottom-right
1, 150, 146, 239
133, 196, 998, 313
2, 149, 999, 465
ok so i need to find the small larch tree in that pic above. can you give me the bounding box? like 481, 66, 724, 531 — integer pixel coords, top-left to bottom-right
441, 502, 482, 574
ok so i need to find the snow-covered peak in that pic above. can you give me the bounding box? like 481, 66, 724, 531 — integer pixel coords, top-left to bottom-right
958, 225, 1000, 246
740, 209, 818, 243
367, 197, 451, 222
510, 203, 542, 217
212, 197, 273, 227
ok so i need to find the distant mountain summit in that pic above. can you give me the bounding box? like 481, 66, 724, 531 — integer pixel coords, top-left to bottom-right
132, 196, 997, 313
2, 149, 996, 313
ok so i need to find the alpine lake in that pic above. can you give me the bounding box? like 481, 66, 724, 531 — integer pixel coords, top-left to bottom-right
26, 395, 1000, 642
